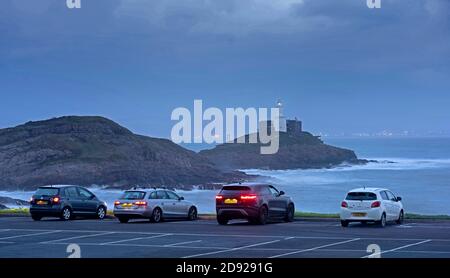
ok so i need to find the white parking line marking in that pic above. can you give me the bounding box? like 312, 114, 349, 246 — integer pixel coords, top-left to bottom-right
165, 240, 202, 247
46, 242, 229, 250
0, 241, 14, 244
308, 248, 450, 255
270, 238, 361, 258
8, 229, 286, 238
400, 225, 450, 229
100, 234, 172, 245
183, 240, 282, 258
0, 230, 62, 240
392, 250, 450, 254
40, 232, 115, 244
5, 228, 450, 242
361, 239, 432, 258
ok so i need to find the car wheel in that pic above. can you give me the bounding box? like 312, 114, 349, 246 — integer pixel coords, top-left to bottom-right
97, 206, 106, 220
396, 210, 404, 225
60, 207, 72, 221
284, 203, 295, 222
118, 217, 129, 223
188, 207, 198, 221
341, 220, 349, 227
31, 214, 42, 221
377, 213, 387, 227
256, 205, 268, 225
150, 207, 163, 223
217, 216, 228, 225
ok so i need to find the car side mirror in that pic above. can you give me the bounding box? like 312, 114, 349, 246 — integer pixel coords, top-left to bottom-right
396, 197, 402, 201
279, 191, 285, 196
179, 197, 185, 201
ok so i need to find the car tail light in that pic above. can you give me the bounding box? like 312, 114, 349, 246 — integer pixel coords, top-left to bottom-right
371, 201, 381, 208
114, 201, 121, 206
29, 197, 34, 204
341, 201, 348, 208
240, 195, 257, 205
134, 201, 147, 206
240, 195, 257, 201
215, 195, 223, 200
51, 196, 60, 204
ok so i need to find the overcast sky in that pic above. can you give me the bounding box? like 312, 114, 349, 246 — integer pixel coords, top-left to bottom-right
1, 0, 449, 138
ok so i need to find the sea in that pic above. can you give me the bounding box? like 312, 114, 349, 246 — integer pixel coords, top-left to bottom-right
1, 137, 449, 215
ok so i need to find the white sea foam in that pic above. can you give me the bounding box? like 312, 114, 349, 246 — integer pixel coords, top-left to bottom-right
244, 157, 450, 175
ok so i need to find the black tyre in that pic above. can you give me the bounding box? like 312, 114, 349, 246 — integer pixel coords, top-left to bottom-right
31, 214, 42, 221
217, 216, 228, 225
118, 217, 129, 223
341, 220, 349, 227
96, 206, 107, 220
284, 203, 295, 222
256, 205, 268, 225
150, 207, 163, 223
377, 213, 387, 228
188, 207, 198, 221
396, 210, 404, 225
60, 207, 72, 221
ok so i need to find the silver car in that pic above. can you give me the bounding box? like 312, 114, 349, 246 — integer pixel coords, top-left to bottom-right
113, 189, 198, 223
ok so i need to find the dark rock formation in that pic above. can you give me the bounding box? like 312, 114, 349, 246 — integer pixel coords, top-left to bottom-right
200, 132, 364, 171
0, 196, 29, 207
0, 116, 246, 190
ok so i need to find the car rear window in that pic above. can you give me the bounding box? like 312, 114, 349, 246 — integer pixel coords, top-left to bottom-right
121, 191, 146, 200
35, 188, 59, 196
221, 186, 251, 192
346, 192, 377, 201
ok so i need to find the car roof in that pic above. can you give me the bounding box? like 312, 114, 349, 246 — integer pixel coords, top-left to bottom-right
124, 188, 174, 193
223, 183, 271, 187
348, 187, 389, 193
39, 185, 77, 189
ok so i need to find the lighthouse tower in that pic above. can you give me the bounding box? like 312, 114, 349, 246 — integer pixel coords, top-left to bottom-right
276, 99, 287, 132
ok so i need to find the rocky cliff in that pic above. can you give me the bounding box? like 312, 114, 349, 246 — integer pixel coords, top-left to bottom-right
0, 116, 245, 190
200, 132, 364, 171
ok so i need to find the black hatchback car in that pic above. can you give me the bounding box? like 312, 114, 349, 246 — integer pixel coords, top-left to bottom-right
30, 185, 107, 221
215, 183, 295, 225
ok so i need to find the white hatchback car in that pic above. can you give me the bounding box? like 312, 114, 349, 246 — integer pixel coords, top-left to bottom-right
340, 188, 404, 227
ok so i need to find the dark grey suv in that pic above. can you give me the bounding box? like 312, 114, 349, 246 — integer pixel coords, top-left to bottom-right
30, 185, 107, 221
215, 183, 295, 225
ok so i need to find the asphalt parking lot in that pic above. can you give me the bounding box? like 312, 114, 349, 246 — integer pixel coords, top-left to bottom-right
0, 216, 449, 258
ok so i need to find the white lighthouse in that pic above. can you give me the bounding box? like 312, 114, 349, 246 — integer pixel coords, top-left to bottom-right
276, 99, 287, 132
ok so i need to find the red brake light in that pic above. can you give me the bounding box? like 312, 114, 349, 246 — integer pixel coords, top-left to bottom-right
51, 197, 60, 204
371, 201, 381, 208
114, 201, 121, 205
341, 201, 348, 208
215, 195, 223, 200
240, 195, 257, 200
134, 201, 147, 206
